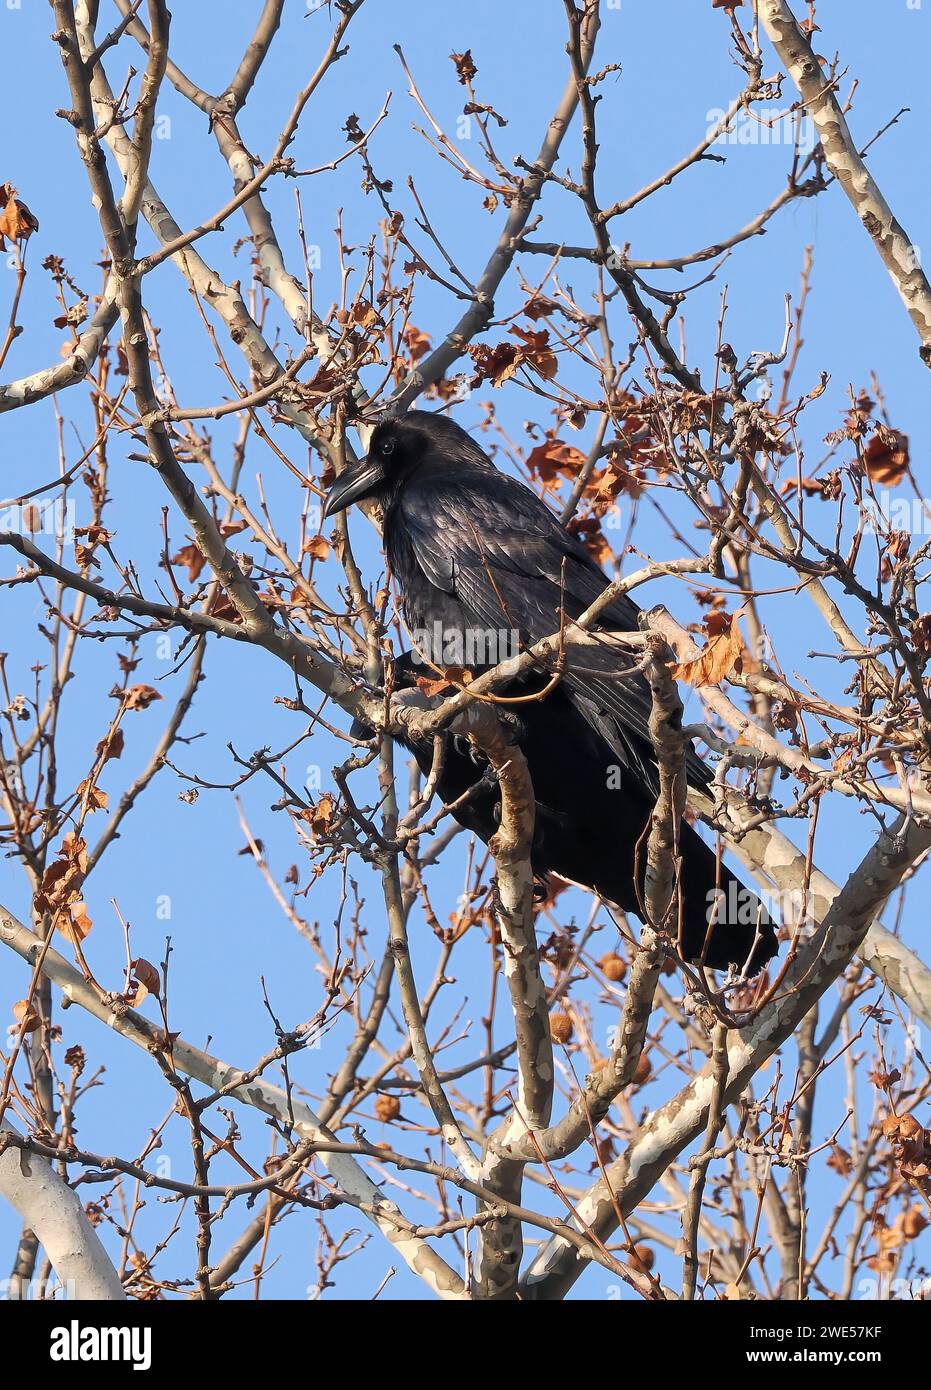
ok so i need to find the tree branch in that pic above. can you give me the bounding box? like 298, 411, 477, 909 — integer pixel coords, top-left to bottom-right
0, 1116, 125, 1300
760, 0, 931, 363
0, 905, 467, 1300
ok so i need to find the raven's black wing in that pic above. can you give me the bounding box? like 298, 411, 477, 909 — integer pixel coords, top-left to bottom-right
396, 465, 710, 793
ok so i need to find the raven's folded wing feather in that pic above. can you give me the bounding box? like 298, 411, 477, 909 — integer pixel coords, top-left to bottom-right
398, 469, 711, 792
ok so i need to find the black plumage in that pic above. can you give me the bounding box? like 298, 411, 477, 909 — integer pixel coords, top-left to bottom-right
354, 652, 775, 973
328, 411, 777, 974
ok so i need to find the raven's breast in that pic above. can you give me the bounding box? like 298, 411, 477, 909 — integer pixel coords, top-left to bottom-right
385, 506, 489, 670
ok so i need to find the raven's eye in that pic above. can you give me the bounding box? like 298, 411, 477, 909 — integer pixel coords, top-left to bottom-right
382, 437, 396, 457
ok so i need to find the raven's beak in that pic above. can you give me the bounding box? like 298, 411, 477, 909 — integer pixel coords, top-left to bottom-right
322, 457, 384, 518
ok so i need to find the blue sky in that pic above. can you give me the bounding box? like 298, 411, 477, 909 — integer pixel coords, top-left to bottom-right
1, 0, 930, 1300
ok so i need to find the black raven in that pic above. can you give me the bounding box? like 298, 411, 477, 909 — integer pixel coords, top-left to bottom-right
328, 412, 777, 974
353, 652, 775, 974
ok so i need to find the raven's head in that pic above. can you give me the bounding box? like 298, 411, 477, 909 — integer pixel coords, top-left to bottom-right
323, 411, 491, 517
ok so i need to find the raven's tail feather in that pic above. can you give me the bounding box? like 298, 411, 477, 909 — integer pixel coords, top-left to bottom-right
675, 820, 778, 974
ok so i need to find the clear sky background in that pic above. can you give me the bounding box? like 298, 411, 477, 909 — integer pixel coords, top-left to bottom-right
1, 0, 930, 1300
